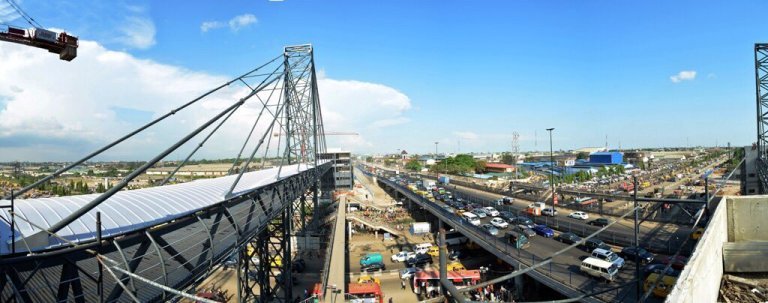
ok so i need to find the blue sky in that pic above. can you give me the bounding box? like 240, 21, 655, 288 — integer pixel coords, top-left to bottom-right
0, 1, 763, 160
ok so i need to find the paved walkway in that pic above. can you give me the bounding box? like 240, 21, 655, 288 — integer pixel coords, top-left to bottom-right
324, 197, 347, 303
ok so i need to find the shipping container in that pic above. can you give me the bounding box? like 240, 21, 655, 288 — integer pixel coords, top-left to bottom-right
410, 222, 431, 235
30, 28, 58, 43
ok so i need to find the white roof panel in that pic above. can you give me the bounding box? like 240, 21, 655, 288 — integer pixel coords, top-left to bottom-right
0, 162, 325, 254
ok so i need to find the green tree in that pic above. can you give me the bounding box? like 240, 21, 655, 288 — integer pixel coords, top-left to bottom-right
365, 156, 374, 163
405, 159, 422, 171
501, 154, 516, 165
475, 160, 487, 173
576, 152, 589, 160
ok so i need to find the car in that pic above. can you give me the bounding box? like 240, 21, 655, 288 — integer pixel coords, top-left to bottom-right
498, 211, 516, 222
583, 238, 611, 252
653, 255, 689, 270
391, 251, 416, 262
513, 225, 536, 238
502, 196, 514, 204
620, 246, 654, 264
490, 217, 509, 229
588, 218, 611, 227
568, 211, 589, 220
591, 248, 625, 268
471, 208, 488, 218
558, 232, 581, 244
405, 254, 433, 268
448, 249, 468, 260
361, 262, 386, 272
532, 224, 554, 238
541, 208, 558, 217
513, 216, 534, 229
691, 227, 704, 240
481, 224, 500, 236
399, 267, 423, 279
484, 207, 500, 217
643, 264, 681, 277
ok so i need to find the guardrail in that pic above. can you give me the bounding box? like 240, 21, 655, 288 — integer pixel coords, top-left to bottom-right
320, 202, 340, 295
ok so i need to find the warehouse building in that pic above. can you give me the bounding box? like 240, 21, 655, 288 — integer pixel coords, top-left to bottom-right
588, 152, 623, 164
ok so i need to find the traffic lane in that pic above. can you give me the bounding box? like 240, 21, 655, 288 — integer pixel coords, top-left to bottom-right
433, 198, 646, 302
444, 211, 642, 303
385, 180, 643, 303
449, 185, 689, 252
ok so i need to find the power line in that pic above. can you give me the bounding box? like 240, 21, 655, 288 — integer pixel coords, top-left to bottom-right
3, 0, 42, 28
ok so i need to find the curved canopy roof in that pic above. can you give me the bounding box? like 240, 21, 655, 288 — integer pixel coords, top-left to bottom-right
0, 163, 323, 254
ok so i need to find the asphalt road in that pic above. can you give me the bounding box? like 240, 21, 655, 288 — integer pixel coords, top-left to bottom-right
374, 175, 667, 303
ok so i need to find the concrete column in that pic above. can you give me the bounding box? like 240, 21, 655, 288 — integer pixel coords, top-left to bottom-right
513, 275, 524, 299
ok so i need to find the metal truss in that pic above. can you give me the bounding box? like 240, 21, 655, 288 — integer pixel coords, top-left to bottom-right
1, 44, 332, 303
756, 43, 768, 194
0, 162, 331, 303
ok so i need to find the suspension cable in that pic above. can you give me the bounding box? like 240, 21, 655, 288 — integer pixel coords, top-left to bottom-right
2, 54, 283, 201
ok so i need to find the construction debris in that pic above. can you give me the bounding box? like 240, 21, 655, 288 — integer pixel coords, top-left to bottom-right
720, 274, 768, 303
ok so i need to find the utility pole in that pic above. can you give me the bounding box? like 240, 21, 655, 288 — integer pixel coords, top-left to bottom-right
435, 142, 439, 173
547, 128, 556, 213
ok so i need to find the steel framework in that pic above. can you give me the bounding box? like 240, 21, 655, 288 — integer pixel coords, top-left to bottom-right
755, 43, 768, 194
0, 44, 331, 303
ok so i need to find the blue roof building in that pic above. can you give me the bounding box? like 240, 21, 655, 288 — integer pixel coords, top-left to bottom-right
589, 152, 623, 164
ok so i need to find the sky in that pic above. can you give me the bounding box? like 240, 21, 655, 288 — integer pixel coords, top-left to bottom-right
0, 0, 763, 161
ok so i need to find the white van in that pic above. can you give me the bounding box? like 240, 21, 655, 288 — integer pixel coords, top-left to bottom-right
461, 212, 481, 226
414, 243, 433, 254
580, 257, 618, 281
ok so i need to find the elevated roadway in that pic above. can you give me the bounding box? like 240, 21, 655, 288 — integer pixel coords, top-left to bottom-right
372, 175, 635, 302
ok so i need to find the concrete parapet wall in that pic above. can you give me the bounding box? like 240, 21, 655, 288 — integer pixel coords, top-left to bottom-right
666, 196, 766, 302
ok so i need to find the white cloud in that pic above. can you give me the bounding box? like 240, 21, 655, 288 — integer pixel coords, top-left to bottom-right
117, 16, 156, 49
670, 70, 696, 83
0, 40, 412, 160
0, 2, 20, 24
200, 21, 225, 32
229, 14, 257, 31
453, 131, 478, 140
202, 14, 258, 32
317, 76, 412, 150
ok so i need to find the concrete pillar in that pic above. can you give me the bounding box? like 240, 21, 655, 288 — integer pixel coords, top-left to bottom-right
513, 274, 524, 299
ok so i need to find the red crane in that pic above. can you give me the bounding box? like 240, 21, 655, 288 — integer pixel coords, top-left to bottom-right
0, 26, 78, 61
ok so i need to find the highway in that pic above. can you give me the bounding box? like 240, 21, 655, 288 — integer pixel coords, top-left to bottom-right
363, 165, 693, 254
364, 170, 664, 303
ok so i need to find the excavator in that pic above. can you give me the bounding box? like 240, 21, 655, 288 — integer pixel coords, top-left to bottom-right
0, 25, 78, 61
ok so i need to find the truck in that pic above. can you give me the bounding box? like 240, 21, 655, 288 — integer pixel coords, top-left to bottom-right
410, 222, 431, 235
422, 178, 436, 190
619, 182, 634, 192
438, 175, 450, 185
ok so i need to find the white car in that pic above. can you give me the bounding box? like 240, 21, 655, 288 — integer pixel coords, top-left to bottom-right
484, 207, 500, 217
490, 217, 509, 229
542, 208, 558, 217
391, 251, 415, 262
399, 267, 423, 279
471, 208, 488, 218
568, 211, 589, 220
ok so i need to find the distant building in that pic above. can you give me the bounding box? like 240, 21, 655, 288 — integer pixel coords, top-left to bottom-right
588, 152, 623, 164
400, 150, 408, 160
320, 149, 353, 190
742, 145, 760, 195
574, 147, 607, 154
484, 163, 515, 173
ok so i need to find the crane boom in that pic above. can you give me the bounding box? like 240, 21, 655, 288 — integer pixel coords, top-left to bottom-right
0, 26, 78, 61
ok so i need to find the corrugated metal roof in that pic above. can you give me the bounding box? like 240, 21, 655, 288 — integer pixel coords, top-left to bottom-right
0, 162, 324, 254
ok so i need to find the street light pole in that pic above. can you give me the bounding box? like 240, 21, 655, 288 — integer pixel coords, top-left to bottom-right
546, 128, 555, 213
435, 141, 439, 173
